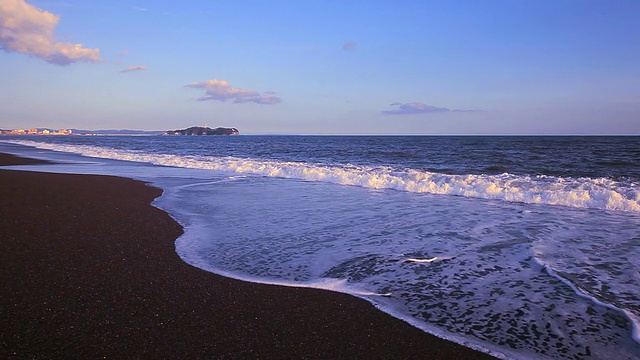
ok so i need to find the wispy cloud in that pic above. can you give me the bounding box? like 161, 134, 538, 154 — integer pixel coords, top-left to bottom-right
342, 40, 357, 51
383, 102, 477, 115
184, 79, 281, 105
120, 65, 147, 73
0, 0, 103, 65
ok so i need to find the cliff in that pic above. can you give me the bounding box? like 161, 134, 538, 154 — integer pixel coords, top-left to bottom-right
164, 126, 239, 136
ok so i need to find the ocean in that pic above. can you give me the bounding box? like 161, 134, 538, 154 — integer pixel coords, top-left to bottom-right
1, 135, 639, 359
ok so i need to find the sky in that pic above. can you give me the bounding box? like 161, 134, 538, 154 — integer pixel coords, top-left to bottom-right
1, 0, 639, 135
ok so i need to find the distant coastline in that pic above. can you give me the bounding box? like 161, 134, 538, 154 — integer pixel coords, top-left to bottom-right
0, 128, 73, 136
0, 126, 240, 136
0, 128, 161, 136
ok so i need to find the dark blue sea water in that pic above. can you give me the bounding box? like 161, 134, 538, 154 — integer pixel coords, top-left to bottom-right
2, 135, 639, 359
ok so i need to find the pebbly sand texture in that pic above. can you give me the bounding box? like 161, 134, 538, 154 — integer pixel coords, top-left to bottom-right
0, 153, 497, 359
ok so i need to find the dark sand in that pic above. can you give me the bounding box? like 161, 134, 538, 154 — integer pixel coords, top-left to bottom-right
0, 153, 497, 359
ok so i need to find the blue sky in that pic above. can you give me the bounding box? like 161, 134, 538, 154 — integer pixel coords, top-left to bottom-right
1, 0, 639, 134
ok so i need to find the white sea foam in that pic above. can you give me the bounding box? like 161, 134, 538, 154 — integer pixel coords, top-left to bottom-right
302, 278, 393, 296
532, 254, 640, 345
5, 139, 640, 213
624, 310, 640, 344
405, 257, 440, 263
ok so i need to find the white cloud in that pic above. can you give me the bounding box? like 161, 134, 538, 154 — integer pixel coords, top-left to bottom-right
383, 102, 450, 115
120, 65, 147, 73
383, 102, 478, 115
0, 0, 102, 65
185, 79, 281, 105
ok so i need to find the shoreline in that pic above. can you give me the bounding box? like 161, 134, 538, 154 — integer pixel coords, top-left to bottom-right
0, 152, 497, 359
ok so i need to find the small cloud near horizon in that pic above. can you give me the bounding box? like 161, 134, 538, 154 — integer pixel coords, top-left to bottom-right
120, 65, 147, 73
383, 102, 478, 115
342, 40, 357, 51
0, 0, 103, 66
185, 79, 281, 105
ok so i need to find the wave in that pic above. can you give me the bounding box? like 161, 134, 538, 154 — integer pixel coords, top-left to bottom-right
531, 255, 640, 345
6, 139, 640, 213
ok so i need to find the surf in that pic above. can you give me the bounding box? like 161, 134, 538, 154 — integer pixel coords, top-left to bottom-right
6, 139, 639, 213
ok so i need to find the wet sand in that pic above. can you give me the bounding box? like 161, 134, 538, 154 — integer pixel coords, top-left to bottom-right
0, 152, 497, 359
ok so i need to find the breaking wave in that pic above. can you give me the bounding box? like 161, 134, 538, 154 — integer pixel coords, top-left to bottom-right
6, 139, 640, 213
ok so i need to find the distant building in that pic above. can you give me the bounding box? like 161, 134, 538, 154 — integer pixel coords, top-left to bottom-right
0, 128, 73, 136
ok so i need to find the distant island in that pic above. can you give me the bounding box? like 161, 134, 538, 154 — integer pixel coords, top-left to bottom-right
163, 126, 240, 136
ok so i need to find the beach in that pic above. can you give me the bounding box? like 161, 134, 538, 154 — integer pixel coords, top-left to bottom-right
0, 153, 496, 359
